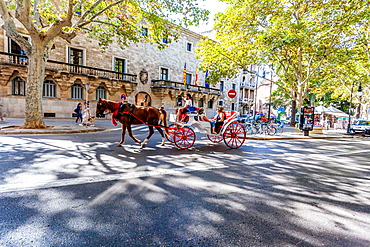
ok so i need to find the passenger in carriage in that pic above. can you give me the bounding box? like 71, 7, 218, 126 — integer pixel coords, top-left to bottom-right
176, 93, 192, 122
197, 108, 211, 121
198, 106, 226, 134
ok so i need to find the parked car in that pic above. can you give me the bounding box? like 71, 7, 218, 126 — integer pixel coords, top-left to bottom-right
364, 127, 370, 135
349, 120, 370, 134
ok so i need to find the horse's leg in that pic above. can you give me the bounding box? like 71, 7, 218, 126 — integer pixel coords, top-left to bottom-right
126, 124, 142, 145
141, 126, 155, 148
117, 124, 126, 147
155, 126, 166, 146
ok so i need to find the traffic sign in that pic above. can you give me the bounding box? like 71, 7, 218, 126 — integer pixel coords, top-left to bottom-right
228, 89, 237, 98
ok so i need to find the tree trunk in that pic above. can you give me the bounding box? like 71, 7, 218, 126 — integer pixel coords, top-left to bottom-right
21, 46, 47, 129
290, 99, 297, 127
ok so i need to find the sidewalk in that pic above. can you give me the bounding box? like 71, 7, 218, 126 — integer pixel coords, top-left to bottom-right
0, 118, 114, 135
245, 126, 355, 140
0, 118, 358, 139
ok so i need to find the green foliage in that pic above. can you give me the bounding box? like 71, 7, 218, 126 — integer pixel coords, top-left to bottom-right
2, 0, 209, 50
196, 0, 368, 110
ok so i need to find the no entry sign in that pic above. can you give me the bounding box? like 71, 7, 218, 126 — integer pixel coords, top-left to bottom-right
228, 89, 237, 98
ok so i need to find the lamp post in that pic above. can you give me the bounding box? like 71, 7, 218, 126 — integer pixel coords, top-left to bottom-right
347, 81, 362, 134
85, 83, 90, 104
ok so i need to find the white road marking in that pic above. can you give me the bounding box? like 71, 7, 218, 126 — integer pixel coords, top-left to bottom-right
0, 163, 228, 193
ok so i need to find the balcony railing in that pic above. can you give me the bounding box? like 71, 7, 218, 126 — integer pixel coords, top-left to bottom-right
151, 79, 220, 95
0, 52, 137, 83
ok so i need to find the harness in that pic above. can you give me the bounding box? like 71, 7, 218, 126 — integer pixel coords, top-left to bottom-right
111, 103, 168, 129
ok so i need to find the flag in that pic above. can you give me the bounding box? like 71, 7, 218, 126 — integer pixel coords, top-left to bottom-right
183, 63, 187, 85
195, 67, 199, 86
205, 70, 209, 88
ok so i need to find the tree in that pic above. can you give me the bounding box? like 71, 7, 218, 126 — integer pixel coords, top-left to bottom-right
196, 0, 368, 125
0, 0, 208, 128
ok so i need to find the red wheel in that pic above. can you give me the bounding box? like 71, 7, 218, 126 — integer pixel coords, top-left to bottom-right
207, 134, 223, 143
166, 124, 178, 143
174, 127, 196, 149
223, 122, 246, 149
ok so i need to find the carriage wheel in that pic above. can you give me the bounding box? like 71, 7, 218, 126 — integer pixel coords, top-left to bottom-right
223, 122, 246, 149
174, 127, 196, 149
207, 134, 223, 143
166, 124, 178, 143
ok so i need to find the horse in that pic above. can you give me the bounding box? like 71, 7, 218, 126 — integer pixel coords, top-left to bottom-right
96, 98, 169, 148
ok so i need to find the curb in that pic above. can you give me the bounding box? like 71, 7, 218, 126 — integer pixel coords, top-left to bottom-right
0, 128, 106, 135
245, 135, 354, 140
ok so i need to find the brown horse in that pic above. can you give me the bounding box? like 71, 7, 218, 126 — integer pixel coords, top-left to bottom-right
96, 98, 169, 148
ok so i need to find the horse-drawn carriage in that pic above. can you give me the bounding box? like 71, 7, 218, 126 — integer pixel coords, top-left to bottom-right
96, 99, 246, 149
167, 108, 246, 149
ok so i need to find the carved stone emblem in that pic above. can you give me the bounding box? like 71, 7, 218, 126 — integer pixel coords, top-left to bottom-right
139, 69, 148, 84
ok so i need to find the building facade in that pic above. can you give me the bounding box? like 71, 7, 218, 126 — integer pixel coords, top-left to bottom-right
0, 26, 224, 119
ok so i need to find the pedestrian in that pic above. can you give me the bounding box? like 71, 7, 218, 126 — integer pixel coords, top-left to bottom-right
0, 97, 5, 122
82, 101, 93, 126
74, 103, 82, 124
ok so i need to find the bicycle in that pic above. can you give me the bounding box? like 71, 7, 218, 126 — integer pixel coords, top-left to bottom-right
273, 122, 284, 135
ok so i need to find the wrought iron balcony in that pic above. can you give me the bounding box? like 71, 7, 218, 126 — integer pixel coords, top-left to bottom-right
0, 52, 137, 83
151, 79, 220, 95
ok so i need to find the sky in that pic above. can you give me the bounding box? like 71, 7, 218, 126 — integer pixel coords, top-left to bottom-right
189, 0, 228, 33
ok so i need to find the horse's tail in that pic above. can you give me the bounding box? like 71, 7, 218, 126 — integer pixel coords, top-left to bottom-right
159, 108, 169, 137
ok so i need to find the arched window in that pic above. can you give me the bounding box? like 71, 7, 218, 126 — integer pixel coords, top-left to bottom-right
207, 99, 214, 109
12, 77, 25, 96
176, 95, 183, 107
198, 98, 204, 108
43, 80, 56, 98
96, 86, 106, 100
71, 84, 83, 99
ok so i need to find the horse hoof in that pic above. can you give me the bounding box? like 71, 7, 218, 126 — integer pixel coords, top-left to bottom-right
117, 143, 122, 147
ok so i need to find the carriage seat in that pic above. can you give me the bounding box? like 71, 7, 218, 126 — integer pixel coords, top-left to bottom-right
224, 111, 238, 122
179, 107, 199, 122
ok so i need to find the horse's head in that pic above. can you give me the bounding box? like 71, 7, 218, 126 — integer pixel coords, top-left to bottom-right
96, 98, 110, 117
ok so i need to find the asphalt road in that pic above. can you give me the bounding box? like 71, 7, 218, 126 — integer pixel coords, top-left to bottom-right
0, 127, 369, 246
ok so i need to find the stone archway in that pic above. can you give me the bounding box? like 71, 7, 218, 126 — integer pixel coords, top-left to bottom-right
135, 92, 151, 106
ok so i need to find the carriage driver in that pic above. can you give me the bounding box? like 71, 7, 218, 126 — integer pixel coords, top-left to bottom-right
176, 93, 192, 122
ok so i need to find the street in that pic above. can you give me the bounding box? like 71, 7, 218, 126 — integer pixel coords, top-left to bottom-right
0, 127, 369, 246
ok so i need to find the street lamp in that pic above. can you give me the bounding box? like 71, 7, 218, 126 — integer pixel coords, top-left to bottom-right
85, 83, 90, 104
347, 81, 362, 134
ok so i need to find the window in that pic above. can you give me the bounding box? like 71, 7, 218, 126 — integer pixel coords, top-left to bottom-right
43, 80, 56, 98
220, 81, 224, 92
8, 38, 28, 64
231, 103, 235, 111
142, 27, 148, 36
198, 98, 204, 108
186, 73, 192, 85
160, 68, 169, 80
12, 77, 25, 96
232, 83, 236, 90
114, 58, 126, 73
207, 99, 214, 109
68, 47, 84, 65
218, 100, 224, 106
71, 84, 83, 99
176, 95, 183, 107
186, 42, 192, 52
96, 86, 106, 100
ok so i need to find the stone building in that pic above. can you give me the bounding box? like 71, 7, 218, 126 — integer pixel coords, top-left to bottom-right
0, 26, 223, 118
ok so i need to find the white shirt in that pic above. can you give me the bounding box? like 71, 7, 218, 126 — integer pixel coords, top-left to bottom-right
185, 99, 192, 107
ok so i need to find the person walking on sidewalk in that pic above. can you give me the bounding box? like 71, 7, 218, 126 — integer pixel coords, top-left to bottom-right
74, 103, 82, 124
0, 97, 5, 122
